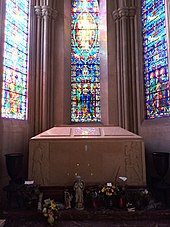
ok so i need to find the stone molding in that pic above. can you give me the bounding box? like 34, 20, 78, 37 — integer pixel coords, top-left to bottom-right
118, 7, 129, 18
42, 6, 52, 19
112, 7, 136, 21
34, 6, 42, 17
128, 7, 136, 18
34, 5, 57, 20
112, 10, 119, 21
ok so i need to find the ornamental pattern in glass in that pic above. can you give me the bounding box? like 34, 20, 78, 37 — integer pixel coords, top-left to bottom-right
1, 0, 29, 120
142, 0, 170, 119
71, 0, 101, 122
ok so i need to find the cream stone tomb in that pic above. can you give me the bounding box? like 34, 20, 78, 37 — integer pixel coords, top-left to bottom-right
28, 126, 146, 186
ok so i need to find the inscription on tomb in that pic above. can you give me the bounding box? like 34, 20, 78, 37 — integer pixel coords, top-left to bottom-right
73, 127, 101, 136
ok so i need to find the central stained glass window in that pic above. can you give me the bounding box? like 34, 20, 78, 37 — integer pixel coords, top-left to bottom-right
71, 0, 101, 123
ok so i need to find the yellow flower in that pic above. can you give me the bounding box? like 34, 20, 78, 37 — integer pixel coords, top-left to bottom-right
101, 188, 105, 193
42, 199, 59, 225
100, 184, 119, 197
48, 214, 55, 225
50, 200, 57, 210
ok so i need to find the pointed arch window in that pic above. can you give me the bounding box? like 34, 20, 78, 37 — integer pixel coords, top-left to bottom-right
71, 0, 101, 123
1, 0, 30, 120
142, 0, 170, 119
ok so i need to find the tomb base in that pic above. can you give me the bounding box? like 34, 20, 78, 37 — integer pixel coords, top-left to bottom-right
28, 126, 146, 187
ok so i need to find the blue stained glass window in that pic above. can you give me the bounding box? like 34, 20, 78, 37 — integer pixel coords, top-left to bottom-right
141, 0, 170, 119
1, 0, 30, 120
71, 0, 101, 123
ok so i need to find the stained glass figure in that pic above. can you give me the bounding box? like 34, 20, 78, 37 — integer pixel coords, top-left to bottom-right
141, 0, 170, 119
1, 0, 30, 120
71, 0, 101, 122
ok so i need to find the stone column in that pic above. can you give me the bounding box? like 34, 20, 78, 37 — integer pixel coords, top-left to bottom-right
34, 5, 42, 133
129, 7, 138, 133
33, 1, 57, 134
112, 10, 122, 127
119, 7, 129, 130
112, 5, 138, 133
42, 5, 52, 132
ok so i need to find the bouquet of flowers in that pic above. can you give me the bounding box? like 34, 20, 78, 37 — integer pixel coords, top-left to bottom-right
19, 182, 40, 208
42, 198, 59, 225
98, 183, 121, 208
99, 183, 120, 197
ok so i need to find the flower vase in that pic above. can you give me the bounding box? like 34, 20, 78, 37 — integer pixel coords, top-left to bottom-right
92, 198, 97, 208
5, 153, 23, 184
106, 197, 113, 208
119, 196, 123, 208
112, 195, 120, 208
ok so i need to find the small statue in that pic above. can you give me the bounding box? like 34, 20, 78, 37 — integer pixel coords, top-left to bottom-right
64, 190, 73, 209
73, 176, 85, 210
37, 192, 43, 211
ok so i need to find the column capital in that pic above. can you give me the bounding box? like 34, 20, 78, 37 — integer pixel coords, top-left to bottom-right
42, 6, 52, 19
52, 9, 58, 20
112, 7, 136, 21
34, 6, 58, 20
129, 7, 136, 18
34, 6, 42, 18
112, 10, 119, 21
118, 7, 129, 18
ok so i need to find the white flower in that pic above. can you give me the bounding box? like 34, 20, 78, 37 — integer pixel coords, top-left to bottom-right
119, 176, 127, 182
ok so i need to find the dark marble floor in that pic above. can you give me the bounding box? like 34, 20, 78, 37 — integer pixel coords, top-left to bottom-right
2, 209, 170, 227
3, 219, 170, 227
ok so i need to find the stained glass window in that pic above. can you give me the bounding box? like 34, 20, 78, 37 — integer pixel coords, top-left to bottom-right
1, 0, 30, 120
71, 0, 101, 122
142, 0, 170, 119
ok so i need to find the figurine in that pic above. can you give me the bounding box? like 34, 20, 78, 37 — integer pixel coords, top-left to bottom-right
64, 190, 73, 209
73, 176, 85, 210
37, 192, 43, 211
